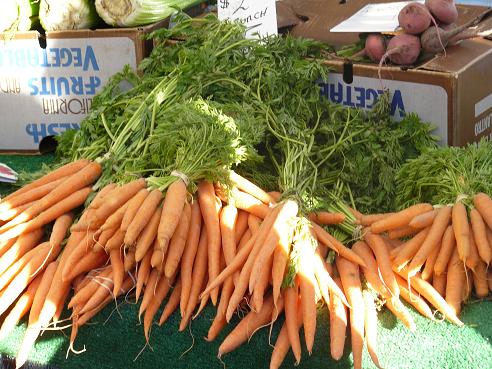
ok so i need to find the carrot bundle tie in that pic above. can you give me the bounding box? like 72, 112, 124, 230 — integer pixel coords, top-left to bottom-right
170, 170, 190, 187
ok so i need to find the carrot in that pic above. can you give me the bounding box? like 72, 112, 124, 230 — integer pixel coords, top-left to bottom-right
134, 206, 162, 262
120, 188, 149, 231
93, 227, 117, 253
0, 177, 65, 213
0, 159, 90, 204
420, 237, 442, 281
0, 202, 35, 222
50, 212, 74, 249
392, 227, 430, 271
434, 225, 456, 275
313, 251, 349, 307
179, 200, 202, 316
220, 203, 238, 266
359, 213, 394, 226
352, 240, 390, 297
271, 242, 289, 308
98, 202, 129, 233
248, 214, 262, 233
104, 229, 125, 252
0, 238, 18, 258
126, 189, 163, 248
396, 267, 463, 325
371, 203, 433, 234
197, 180, 222, 305
364, 231, 400, 298
395, 275, 434, 320
297, 243, 318, 355
1, 187, 92, 241
218, 295, 282, 357
164, 202, 192, 278
452, 201, 470, 263
308, 211, 346, 225
329, 276, 348, 360
473, 192, 492, 229
68, 268, 113, 309
138, 269, 159, 318
206, 276, 235, 341
238, 229, 252, 250
136, 246, 153, 301
313, 223, 366, 267
28, 261, 59, 326
466, 230, 480, 271
110, 248, 125, 296
269, 300, 302, 369
0, 229, 44, 276
251, 252, 273, 313
63, 248, 107, 282
283, 280, 302, 364
363, 290, 382, 369
407, 205, 452, 277
473, 260, 489, 298
432, 271, 447, 297
181, 229, 208, 328
229, 171, 274, 204
229, 188, 270, 219
87, 183, 117, 210
234, 210, 249, 245
388, 225, 419, 240
0, 272, 42, 339
470, 208, 491, 266
53, 285, 70, 323
154, 179, 187, 268
336, 256, 365, 369
445, 247, 466, 316
144, 276, 174, 340
0, 247, 37, 291
2, 162, 101, 231
385, 297, 416, 332
409, 209, 438, 229
158, 278, 182, 326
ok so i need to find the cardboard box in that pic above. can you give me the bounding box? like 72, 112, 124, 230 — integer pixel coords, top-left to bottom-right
0, 4, 208, 153
280, 0, 492, 146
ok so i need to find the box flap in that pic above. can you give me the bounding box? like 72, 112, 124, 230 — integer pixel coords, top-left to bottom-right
283, 0, 491, 46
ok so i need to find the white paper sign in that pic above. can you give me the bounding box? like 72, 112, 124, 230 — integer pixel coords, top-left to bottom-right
330, 1, 424, 33
217, 0, 278, 39
0, 163, 18, 183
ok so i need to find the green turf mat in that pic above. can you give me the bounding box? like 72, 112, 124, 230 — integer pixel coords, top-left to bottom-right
0, 154, 491, 369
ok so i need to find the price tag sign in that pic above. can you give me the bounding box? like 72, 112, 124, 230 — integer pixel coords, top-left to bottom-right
0, 163, 18, 184
218, 0, 278, 39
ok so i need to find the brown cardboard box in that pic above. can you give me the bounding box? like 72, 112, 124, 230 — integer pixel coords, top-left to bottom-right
0, 4, 208, 153
279, 0, 492, 146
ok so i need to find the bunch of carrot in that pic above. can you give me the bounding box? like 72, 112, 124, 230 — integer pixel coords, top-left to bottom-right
0, 159, 103, 368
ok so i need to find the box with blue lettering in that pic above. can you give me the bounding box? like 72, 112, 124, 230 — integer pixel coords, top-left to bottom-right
279, 0, 492, 146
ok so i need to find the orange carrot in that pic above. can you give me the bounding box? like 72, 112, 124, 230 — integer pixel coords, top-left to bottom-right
473, 260, 489, 298
144, 276, 174, 340
308, 211, 346, 225
385, 297, 416, 332
0, 229, 44, 276
154, 179, 187, 268
363, 290, 382, 369
434, 225, 456, 275
229, 171, 274, 204
0, 159, 90, 204
234, 210, 249, 245
392, 227, 430, 271
452, 201, 470, 263
313, 223, 366, 267
220, 203, 238, 266
63, 248, 107, 282
395, 275, 434, 320
283, 282, 302, 364
359, 213, 394, 226
1, 162, 101, 231
271, 242, 289, 308
179, 200, 202, 316
136, 247, 153, 301
110, 248, 124, 296
87, 183, 117, 210
248, 214, 262, 234
28, 261, 58, 326
388, 225, 419, 240
158, 278, 182, 326
251, 252, 273, 313
164, 202, 192, 278
420, 238, 442, 281
370, 203, 433, 234
50, 212, 74, 249
206, 276, 235, 341
364, 231, 400, 298
97, 202, 129, 233
0, 202, 35, 222
1, 187, 92, 241
445, 247, 466, 316
466, 230, 480, 271
407, 206, 451, 277
336, 256, 364, 369
329, 276, 347, 360
0, 272, 42, 339
409, 209, 438, 229
473, 192, 492, 229
218, 295, 281, 357
120, 188, 149, 231
134, 206, 162, 262
198, 180, 222, 305
470, 208, 491, 265
229, 188, 270, 219
432, 271, 447, 297
313, 252, 349, 307
352, 240, 390, 297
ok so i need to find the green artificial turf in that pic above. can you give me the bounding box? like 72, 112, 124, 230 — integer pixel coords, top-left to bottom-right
0, 154, 491, 369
